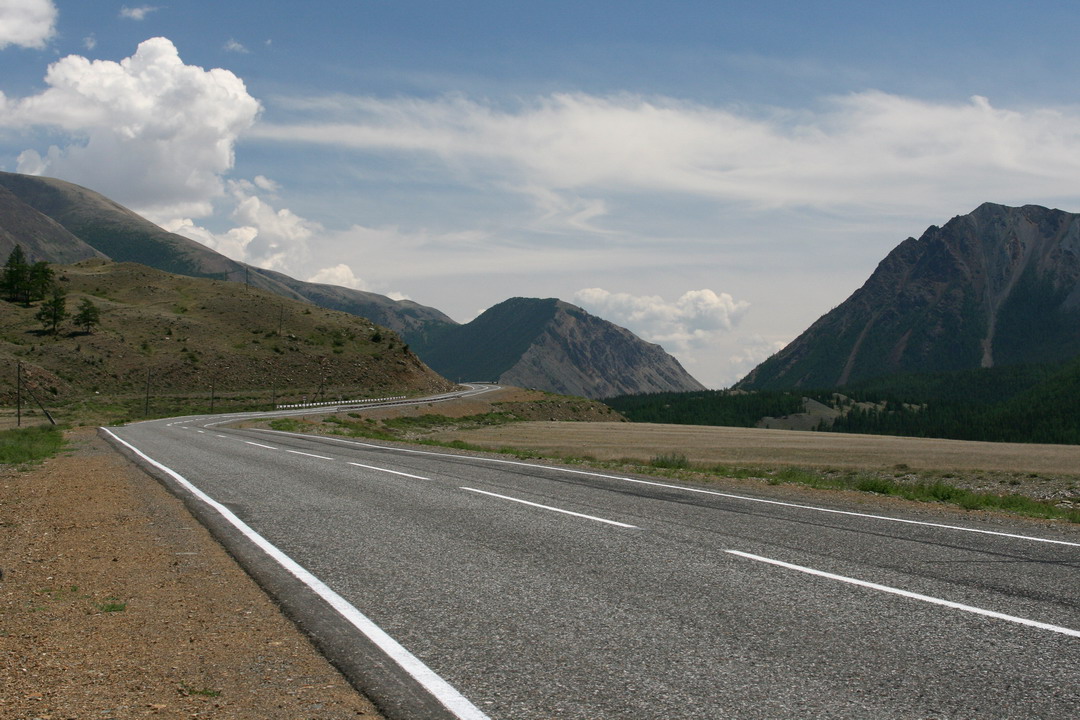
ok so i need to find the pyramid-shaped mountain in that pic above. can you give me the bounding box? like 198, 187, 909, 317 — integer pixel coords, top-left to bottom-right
415, 297, 706, 398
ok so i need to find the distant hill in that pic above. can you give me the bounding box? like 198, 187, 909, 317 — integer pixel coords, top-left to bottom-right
0, 259, 454, 419
0, 184, 105, 264
738, 203, 1080, 390
0, 171, 454, 345
415, 297, 706, 399
1, 172, 704, 398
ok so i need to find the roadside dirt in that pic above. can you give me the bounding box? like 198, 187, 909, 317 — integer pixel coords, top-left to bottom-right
0, 427, 383, 720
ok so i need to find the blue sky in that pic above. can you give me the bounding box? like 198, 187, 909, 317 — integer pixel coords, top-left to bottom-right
4, 1, 1080, 387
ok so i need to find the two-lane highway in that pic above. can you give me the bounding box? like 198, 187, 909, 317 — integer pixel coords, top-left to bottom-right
105, 405, 1079, 719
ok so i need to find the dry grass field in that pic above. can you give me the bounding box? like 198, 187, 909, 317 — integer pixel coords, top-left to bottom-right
432, 420, 1080, 476
278, 386, 1079, 516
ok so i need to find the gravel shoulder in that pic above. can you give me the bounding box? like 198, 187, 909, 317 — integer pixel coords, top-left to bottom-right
1, 427, 383, 720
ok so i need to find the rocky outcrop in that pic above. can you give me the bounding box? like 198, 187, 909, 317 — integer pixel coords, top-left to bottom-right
738, 203, 1080, 390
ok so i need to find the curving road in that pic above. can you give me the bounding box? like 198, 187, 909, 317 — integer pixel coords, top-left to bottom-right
104, 388, 1080, 719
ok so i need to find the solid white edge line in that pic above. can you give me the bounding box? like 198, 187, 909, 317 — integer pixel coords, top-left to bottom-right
461, 487, 638, 529
101, 428, 492, 720
348, 462, 430, 481
259, 431, 1079, 548
726, 550, 1080, 638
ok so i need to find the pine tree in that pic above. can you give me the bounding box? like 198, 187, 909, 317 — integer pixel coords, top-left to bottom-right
2, 245, 30, 303
36, 286, 68, 335
74, 298, 101, 333
28, 261, 55, 302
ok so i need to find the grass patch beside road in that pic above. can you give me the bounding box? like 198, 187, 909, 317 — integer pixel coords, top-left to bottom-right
0, 425, 66, 466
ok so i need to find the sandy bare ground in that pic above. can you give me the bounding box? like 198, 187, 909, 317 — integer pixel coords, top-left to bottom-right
1, 428, 382, 719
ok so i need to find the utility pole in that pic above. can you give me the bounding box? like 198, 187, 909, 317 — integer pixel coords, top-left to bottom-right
144, 368, 151, 417
16, 360, 22, 427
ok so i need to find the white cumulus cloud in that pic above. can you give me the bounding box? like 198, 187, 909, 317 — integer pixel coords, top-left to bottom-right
308, 264, 368, 290
574, 287, 750, 349
0, 0, 57, 49
169, 179, 321, 272
1, 37, 261, 219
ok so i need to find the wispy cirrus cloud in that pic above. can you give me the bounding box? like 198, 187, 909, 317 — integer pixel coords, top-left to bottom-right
253, 91, 1080, 223
119, 5, 161, 21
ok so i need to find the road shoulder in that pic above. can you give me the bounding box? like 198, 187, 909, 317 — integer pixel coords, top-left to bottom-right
0, 427, 382, 719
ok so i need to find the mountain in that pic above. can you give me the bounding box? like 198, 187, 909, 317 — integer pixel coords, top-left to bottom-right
0, 171, 453, 344
250, 268, 457, 347
0, 184, 105, 264
415, 297, 706, 398
0, 172, 703, 397
0, 259, 455, 419
738, 203, 1080, 390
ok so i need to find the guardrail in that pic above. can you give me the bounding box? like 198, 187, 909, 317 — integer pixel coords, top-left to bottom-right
275, 395, 407, 410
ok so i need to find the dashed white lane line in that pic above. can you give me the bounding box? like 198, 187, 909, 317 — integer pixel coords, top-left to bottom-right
348, 462, 430, 481
727, 550, 1080, 638
245, 441, 278, 450
287, 450, 335, 460
461, 487, 638, 529
265, 432, 1077, 547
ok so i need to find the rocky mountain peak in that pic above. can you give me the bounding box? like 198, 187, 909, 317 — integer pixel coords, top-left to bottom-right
738, 203, 1080, 390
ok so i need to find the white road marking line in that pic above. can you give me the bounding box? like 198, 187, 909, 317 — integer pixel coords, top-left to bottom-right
287, 450, 335, 460
348, 462, 430, 480
264, 433, 1079, 548
461, 487, 638, 529
727, 550, 1080, 638
101, 428, 491, 720
245, 441, 278, 450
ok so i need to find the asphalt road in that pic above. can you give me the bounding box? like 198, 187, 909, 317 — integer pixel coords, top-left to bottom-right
105, 397, 1080, 720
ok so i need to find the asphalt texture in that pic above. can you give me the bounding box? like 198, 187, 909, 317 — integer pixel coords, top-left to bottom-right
107, 408, 1080, 720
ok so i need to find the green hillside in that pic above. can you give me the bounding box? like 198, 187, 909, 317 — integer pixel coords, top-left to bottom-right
0, 259, 454, 424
